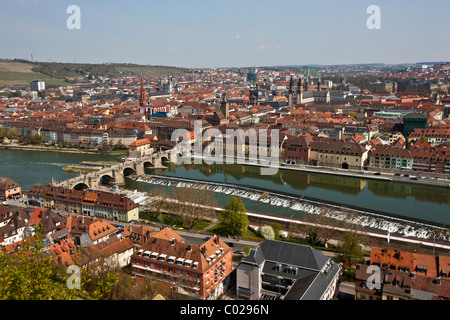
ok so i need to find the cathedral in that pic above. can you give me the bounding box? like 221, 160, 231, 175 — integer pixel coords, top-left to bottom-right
287, 74, 330, 107
158, 75, 179, 93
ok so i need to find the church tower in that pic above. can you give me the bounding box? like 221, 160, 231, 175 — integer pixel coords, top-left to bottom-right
139, 74, 146, 108
304, 68, 310, 92
220, 92, 230, 123
296, 77, 304, 105
288, 76, 294, 107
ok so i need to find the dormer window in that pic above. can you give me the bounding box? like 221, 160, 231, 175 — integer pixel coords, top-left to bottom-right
158, 254, 167, 261
184, 259, 192, 267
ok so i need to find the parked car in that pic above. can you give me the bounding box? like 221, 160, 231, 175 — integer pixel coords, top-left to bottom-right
226, 242, 235, 247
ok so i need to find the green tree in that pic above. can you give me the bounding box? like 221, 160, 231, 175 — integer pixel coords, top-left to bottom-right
0, 230, 119, 300
0, 233, 78, 300
306, 229, 322, 247
6, 128, 17, 139
336, 233, 365, 266
218, 196, 249, 236
269, 222, 282, 238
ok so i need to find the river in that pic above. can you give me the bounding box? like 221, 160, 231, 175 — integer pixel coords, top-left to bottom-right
1, 148, 449, 230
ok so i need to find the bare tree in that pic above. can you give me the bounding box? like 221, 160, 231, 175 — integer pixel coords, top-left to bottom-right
307, 205, 342, 247
339, 207, 368, 243
144, 187, 171, 218
170, 187, 217, 228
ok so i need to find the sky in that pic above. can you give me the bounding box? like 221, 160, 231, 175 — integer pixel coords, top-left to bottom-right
1, 0, 450, 68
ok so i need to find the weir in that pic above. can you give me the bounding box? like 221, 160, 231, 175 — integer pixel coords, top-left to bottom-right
134, 174, 450, 242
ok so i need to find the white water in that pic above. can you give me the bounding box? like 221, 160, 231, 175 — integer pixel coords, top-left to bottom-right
133, 175, 449, 242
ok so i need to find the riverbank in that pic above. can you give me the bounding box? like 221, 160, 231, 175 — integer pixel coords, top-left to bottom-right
0, 143, 128, 155
188, 154, 450, 189
279, 163, 450, 188
249, 160, 450, 189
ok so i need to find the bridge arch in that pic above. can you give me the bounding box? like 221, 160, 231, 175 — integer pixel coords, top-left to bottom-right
73, 182, 89, 190
143, 161, 154, 168
123, 167, 136, 177
99, 174, 114, 185
161, 156, 170, 163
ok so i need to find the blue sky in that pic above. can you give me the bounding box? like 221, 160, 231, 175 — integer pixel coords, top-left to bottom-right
1, 0, 450, 68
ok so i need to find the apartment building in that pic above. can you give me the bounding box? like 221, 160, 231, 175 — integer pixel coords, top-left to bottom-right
27, 184, 139, 222
368, 145, 413, 170
131, 230, 233, 300
236, 240, 341, 300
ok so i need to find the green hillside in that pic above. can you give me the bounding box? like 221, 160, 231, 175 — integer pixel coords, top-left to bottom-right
0, 60, 190, 88
0, 61, 67, 88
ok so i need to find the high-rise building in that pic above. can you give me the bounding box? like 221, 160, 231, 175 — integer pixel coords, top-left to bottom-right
30, 80, 45, 92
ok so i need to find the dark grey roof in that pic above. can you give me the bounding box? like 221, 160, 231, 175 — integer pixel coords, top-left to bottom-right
248, 240, 330, 271
242, 240, 341, 300
295, 261, 341, 300
283, 273, 317, 300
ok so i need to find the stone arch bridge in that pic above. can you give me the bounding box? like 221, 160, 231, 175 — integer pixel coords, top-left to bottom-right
55, 150, 176, 190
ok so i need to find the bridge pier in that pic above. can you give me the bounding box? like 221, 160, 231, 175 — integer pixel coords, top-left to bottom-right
134, 162, 145, 176
112, 169, 125, 185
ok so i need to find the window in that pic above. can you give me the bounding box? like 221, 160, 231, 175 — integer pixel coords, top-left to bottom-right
238, 287, 250, 300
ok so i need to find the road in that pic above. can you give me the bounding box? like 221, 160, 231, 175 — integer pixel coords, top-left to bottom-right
338, 282, 355, 300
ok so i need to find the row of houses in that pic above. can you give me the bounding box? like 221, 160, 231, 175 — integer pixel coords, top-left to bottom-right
355, 247, 450, 300
284, 135, 450, 173
26, 184, 139, 222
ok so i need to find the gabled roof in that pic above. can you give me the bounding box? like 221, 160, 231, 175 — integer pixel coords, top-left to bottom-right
0, 177, 20, 191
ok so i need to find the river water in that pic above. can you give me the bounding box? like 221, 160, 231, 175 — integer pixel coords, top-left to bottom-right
1, 149, 449, 231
